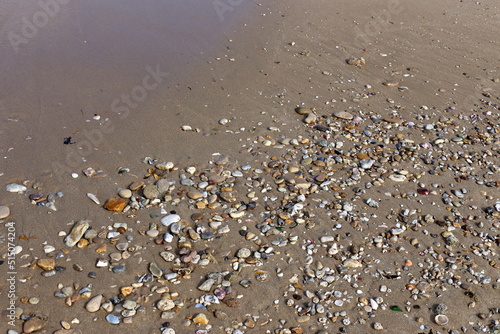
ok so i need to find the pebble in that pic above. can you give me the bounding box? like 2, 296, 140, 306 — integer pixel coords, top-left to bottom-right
37, 259, 55, 271
103, 197, 127, 212
160, 214, 181, 226
0, 205, 10, 218
64, 220, 90, 247
193, 313, 209, 325
333, 111, 354, 120
295, 107, 313, 115
106, 314, 120, 325
85, 294, 103, 313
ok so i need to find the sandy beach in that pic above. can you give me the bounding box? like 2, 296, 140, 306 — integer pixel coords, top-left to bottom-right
1, 0, 499, 333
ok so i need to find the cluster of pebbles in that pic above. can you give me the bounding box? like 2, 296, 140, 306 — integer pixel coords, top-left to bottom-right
2, 69, 500, 334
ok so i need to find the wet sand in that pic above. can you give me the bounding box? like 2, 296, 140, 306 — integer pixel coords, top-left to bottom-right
1, 0, 499, 333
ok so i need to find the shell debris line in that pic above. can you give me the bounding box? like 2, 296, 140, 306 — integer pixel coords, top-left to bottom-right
1, 5, 500, 334
3, 90, 499, 333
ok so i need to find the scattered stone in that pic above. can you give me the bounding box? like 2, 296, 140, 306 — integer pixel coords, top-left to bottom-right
103, 198, 127, 212
85, 294, 103, 313
0, 205, 10, 218
64, 220, 90, 247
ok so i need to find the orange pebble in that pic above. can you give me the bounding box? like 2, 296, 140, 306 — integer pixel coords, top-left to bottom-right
404, 259, 413, 267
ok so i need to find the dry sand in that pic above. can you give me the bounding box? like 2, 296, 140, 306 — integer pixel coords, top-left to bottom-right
1, 0, 499, 334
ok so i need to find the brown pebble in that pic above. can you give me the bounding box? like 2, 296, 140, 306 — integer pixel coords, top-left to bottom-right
104, 197, 128, 212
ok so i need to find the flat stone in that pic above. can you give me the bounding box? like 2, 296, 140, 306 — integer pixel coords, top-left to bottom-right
208, 175, 226, 184
156, 298, 175, 311
333, 111, 354, 120
85, 294, 103, 313
23, 316, 47, 334
118, 189, 132, 199
129, 181, 144, 191
160, 214, 181, 226
156, 178, 171, 194
382, 80, 399, 87
187, 191, 203, 200
143, 184, 160, 199
190, 213, 204, 221
295, 107, 313, 115
104, 198, 128, 212
64, 220, 90, 247
37, 259, 55, 271
0, 206, 10, 219
105, 314, 120, 325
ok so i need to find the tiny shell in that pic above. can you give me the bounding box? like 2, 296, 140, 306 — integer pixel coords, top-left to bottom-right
434, 314, 449, 325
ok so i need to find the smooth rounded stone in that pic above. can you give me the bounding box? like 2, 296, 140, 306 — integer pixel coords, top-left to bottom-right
180, 178, 195, 186
220, 191, 236, 202
232, 171, 243, 177
157, 298, 175, 311
320, 236, 335, 243
146, 229, 159, 237
118, 189, 132, 199
162, 328, 176, 334
190, 213, 204, 221
295, 107, 313, 115
0, 205, 10, 218
359, 159, 375, 169
85, 294, 103, 313
156, 162, 174, 170
143, 184, 160, 199
200, 232, 215, 240
198, 181, 209, 189
208, 175, 226, 184
192, 313, 209, 325
333, 111, 354, 120
236, 248, 251, 259
160, 214, 181, 227
382, 80, 399, 87
64, 220, 90, 247
105, 314, 120, 325
112, 265, 125, 274
388, 174, 407, 182
122, 300, 137, 310
53, 330, 82, 334
304, 113, 317, 124
23, 316, 47, 333
373, 322, 383, 330
37, 259, 55, 271
215, 155, 230, 165
128, 181, 144, 191
6, 183, 27, 193
187, 191, 203, 200
28, 297, 39, 305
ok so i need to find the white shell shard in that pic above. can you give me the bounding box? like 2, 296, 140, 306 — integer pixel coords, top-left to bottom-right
160, 214, 181, 226
86, 193, 100, 205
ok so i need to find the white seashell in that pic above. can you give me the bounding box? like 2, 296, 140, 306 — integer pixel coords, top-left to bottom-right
434, 314, 449, 325
86, 193, 100, 205
6, 183, 27, 193
370, 298, 379, 310
43, 245, 56, 253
